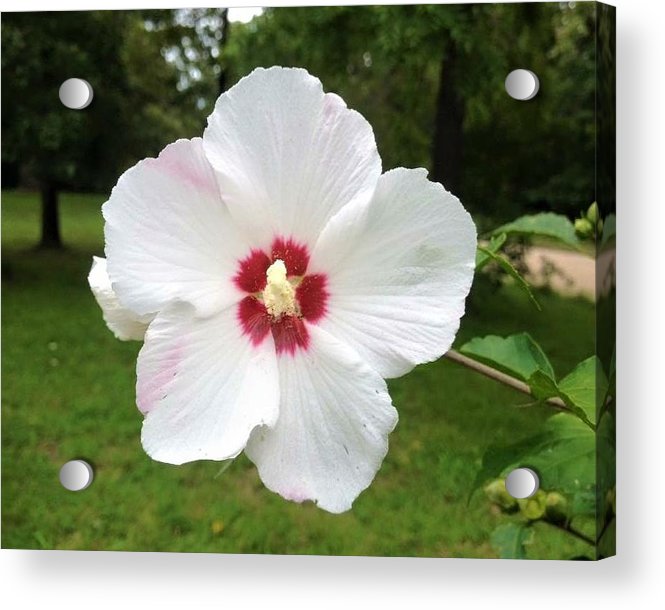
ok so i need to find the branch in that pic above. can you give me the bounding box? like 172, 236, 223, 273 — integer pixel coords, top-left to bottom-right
545, 520, 595, 546
443, 349, 569, 411
595, 514, 615, 545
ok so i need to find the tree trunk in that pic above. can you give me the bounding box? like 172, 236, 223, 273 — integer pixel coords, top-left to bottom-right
39, 181, 62, 249
218, 9, 230, 95
431, 37, 464, 198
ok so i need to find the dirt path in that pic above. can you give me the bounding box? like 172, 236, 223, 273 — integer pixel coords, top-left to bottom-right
523, 246, 596, 300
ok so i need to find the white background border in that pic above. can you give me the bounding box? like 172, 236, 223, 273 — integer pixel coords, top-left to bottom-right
1, 0, 663, 607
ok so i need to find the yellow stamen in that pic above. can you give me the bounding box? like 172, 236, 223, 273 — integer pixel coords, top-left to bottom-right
263, 259, 298, 317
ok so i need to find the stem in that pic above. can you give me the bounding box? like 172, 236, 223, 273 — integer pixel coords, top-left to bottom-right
445, 350, 599, 549
39, 181, 62, 249
595, 514, 614, 545
443, 349, 569, 412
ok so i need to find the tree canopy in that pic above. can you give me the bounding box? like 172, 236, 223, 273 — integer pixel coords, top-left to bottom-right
2, 4, 597, 234
226, 4, 596, 223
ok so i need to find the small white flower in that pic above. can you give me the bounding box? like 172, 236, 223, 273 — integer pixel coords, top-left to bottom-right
90, 67, 476, 513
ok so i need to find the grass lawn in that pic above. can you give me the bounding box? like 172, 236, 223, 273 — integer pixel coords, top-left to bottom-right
1, 190, 596, 557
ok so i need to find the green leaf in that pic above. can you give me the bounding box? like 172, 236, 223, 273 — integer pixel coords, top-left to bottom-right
490, 523, 532, 559
557, 356, 608, 426
596, 413, 616, 531
473, 413, 596, 507
476, 233, 507, 270
492, 212, 580, 249
461, 335, 599, 427
607, 346, 616, 403
523, 414, 596, 495
471, 434, 545, 495
460, 333, 555, 381
600, 213, 616, 248
570, 490, 596, 516
597, 518, 616, 559
527, 369, 561, 402
477, 245, 541, 310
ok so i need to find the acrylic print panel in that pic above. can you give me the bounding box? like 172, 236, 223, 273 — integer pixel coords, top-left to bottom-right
1, 2, 615, 559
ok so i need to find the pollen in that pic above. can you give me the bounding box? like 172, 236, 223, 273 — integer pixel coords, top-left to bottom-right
263, 259, 298, 318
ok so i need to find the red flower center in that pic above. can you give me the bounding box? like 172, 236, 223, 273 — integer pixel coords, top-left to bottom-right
234, 237, 329, 355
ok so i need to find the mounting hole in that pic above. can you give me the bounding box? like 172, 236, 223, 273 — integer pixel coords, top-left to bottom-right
505, 69, 540, 101
59, 78, 94, 109
59, 460, 94, 491
505, 467, 539, 499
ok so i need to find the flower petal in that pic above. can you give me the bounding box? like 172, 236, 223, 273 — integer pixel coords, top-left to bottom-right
310, 168, 477, 379
203, 67, 381, 250
87, 256, 153, 341
245, 325, 398, 513
138, 303, 280, 465
103, 138, 250, 317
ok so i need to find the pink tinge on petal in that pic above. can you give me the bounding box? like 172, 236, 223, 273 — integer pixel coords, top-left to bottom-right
282, 487, 310, 503
136, 341, 186, 414
234, 249, 271, 293
297, 274, 329, 322
152, 140, 219, 196
271, 237, 309, 276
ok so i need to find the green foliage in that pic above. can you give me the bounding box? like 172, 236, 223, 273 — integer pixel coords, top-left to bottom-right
600, 213, 617, 249
461, 332, 605, 429
597, 518, 616, 560
473, 412, 596, 506
545, 491, 569, 524
522, 415, 596, 495
490, 523, 532, 559
492, 212, 580, 249
464, 327, 616, 556
475, 208, 599, 312
226, 3, 596, 220
2, 3, 597, 222
1, 10, 220, 192
476, 245, 540, 309
479, 413, 598, 556
460, 333, 555, 381
557, 357, 608, 426
475, 234, 507, 270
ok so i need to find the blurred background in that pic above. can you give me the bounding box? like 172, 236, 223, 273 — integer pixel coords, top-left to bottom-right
2, 3, 600, 557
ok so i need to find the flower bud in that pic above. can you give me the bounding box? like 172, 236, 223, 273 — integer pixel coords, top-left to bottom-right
484, 479, 518, 513
518, 489, 547, 521
586, 202, 600, 225
545, 491, 569, 523
606, 487, 616, 516
575, 217, 594, 238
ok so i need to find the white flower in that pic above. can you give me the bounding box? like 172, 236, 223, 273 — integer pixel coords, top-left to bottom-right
90, 67, 476, 513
